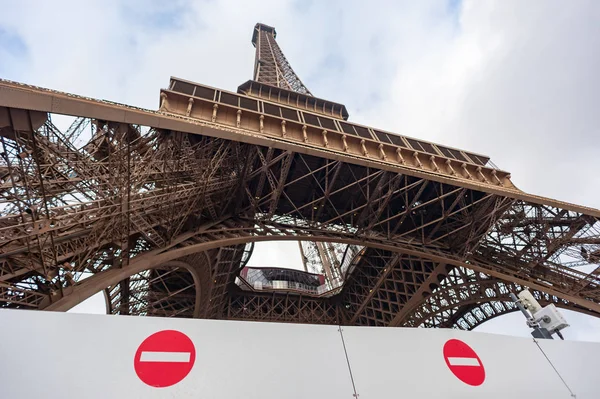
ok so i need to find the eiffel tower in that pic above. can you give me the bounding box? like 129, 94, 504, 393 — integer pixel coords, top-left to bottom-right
1, 23, 599, 330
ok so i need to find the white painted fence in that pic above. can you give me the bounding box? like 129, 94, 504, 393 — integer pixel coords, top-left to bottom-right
0, 309, 597, 398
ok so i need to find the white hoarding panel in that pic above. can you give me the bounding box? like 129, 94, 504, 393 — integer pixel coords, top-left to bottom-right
341, 326, 573, 398
536, 338, 600, 398
0, 309, 354, 399
2, 309, 599, 398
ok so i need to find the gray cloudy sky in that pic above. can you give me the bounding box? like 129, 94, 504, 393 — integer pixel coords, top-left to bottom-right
2, 0, 599, 341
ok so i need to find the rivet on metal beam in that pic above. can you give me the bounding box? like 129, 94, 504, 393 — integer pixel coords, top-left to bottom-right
379, 143, 387, 161
211, 104, 219, 123
281, 120, 287, 138
302, 125, 308, 143
342, 134, 349, 152
360, 139, 369, 157
259, 115, 265, 133
322, 130, 328, 148
186, 97, 194, 116
236, 109, 242, 128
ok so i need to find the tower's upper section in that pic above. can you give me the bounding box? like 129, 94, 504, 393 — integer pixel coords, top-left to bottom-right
251, 23, 312, 95
240, 23, 349, 121
251, 23, 276, 47
162, 23, 505, 185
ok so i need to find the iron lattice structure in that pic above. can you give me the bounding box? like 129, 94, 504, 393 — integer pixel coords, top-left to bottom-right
1, 23, 600, 330
252, 23, 312, 95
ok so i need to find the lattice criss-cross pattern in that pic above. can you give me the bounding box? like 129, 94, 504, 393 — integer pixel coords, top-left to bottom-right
0, 23, 599, 330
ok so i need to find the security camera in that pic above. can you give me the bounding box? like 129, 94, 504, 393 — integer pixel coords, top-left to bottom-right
533, 304, 569, 333
511, 289, 569, 339
517, 290, 543, 314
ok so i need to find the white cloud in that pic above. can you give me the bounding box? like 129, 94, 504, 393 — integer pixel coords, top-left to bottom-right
3, 0, 599, 340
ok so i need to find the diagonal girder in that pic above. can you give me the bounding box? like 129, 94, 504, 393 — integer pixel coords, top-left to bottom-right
1, 31, 600, 333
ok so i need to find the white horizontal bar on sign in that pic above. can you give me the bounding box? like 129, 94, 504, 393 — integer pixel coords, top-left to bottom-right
447, 357, 480, 367
139, 351, 191, 363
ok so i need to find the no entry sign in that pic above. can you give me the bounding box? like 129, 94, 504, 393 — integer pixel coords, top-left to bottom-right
443, 339, 485, 386
134, 330, 196, 388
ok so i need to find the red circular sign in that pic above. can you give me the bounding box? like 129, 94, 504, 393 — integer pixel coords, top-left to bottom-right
443, 339, 485, 386
134, 330, 196, 388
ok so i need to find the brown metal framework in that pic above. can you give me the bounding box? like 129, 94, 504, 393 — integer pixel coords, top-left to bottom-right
1, 23, 599, 332
252, 23, 312, 95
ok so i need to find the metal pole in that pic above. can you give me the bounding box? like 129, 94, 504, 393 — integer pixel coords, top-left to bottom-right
509, 293, 553, 340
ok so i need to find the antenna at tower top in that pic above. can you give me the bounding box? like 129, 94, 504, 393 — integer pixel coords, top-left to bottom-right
251, 22, 312, 96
